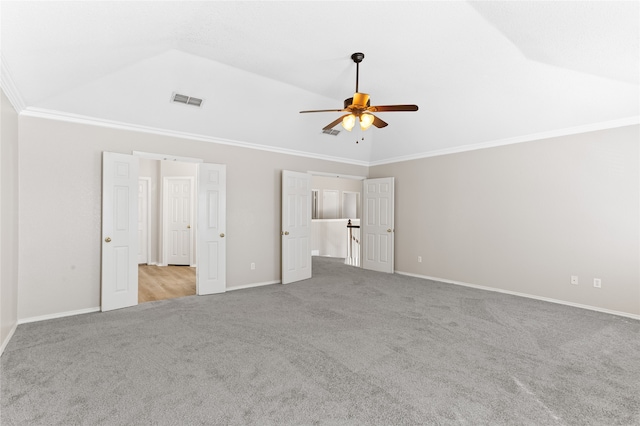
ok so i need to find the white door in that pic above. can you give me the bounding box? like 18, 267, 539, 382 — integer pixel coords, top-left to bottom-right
281, 170, 312, 284
164, 177, 193, 265
137, 178, 150, 264
197, 163, 226, 295
102, 152, 139, 311
362, 177, 395, 273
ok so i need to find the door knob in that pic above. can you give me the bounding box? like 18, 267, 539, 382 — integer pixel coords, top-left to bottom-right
284, 231, 289, 235
187, 225, 191, 229
220, 233, 225, 238
387, 229, 392, 233
105, 237, 112, 243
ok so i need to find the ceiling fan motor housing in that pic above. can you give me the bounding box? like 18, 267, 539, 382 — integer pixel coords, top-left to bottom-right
344, 96, 371, 109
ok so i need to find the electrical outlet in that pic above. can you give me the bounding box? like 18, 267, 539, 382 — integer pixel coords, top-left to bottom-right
251, 262, 256, 270
593, 278, 601, 288
571, 276, 578, 285
418, 256, 422, 263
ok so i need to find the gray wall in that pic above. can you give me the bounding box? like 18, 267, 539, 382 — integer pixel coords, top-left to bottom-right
17, 115, 368, 320
1, 89, 20, 351
370, 125, 639, 315
7, 110, 640, 324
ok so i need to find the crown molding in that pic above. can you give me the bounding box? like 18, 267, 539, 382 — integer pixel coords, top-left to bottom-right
0, 52, 27, 113
17, 107, 639, 169
20, 107, 370, 167
369, 116, 640, 166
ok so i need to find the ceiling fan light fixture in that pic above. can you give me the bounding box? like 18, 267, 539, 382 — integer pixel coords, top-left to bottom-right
342, 114, 356, 131
299, 52, 418, 133
360, 113, 374, 130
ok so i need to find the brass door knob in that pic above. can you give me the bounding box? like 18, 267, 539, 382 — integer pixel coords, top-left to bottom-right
187, 225, 191, 229
105, 237, 112, 243
284, 231, 290, 235
387, 229, 392, 233
220, 233, 225, 238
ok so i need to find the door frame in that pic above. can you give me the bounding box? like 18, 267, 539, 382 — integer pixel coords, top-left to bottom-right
138, 177, 151, 265
162, 176, 195, 267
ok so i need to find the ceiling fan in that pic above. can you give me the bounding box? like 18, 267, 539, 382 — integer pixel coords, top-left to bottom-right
300, 52, 419, 132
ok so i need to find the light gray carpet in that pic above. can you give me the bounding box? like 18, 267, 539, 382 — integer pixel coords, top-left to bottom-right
2, 257, 639, 425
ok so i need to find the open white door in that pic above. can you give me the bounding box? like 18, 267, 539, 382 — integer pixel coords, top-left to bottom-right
197, 163, 226, 295
362, 177, 394, 273
102, 152, 139, 311
281, 170, 312, 284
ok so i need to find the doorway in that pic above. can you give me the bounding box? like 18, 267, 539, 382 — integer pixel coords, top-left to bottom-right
309, 174, 363, 262
101, 151, 227, 312
282, 171, 396, 285
138, 159, 197, 303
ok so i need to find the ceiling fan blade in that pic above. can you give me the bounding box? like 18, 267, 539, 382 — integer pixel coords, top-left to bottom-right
322, 114, 349, 131
372, 115, 388, 128
368, 104, 419, 112
300, 109, 347, 114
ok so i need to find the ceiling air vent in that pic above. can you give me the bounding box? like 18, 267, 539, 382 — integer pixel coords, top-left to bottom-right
322, 129, 340, 136
171, 92, 204, 107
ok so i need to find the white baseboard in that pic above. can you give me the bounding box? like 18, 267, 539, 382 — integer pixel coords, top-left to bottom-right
227, 280, 280, 292
0, 322, 18, 356
395, 270, 640, 321
18, 307, 101, 325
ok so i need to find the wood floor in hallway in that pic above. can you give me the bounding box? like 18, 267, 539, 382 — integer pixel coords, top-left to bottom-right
138, 265, 196, 303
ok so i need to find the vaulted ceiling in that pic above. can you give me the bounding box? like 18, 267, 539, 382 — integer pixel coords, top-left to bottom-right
1, 1, 638, 165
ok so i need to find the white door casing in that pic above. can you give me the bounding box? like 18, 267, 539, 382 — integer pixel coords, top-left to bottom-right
362, 177, 395, 273
282, 170, 312, 284
137, 178, 150, 264
102, 152, 139, 312
164, 177, 193, 266
197, 163, 226, 295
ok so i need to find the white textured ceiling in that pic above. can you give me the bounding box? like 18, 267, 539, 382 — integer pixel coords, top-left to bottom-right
1, 1, 638, 165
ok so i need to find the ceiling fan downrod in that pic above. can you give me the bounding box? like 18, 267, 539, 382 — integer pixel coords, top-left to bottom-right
351, 52, 364, 93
